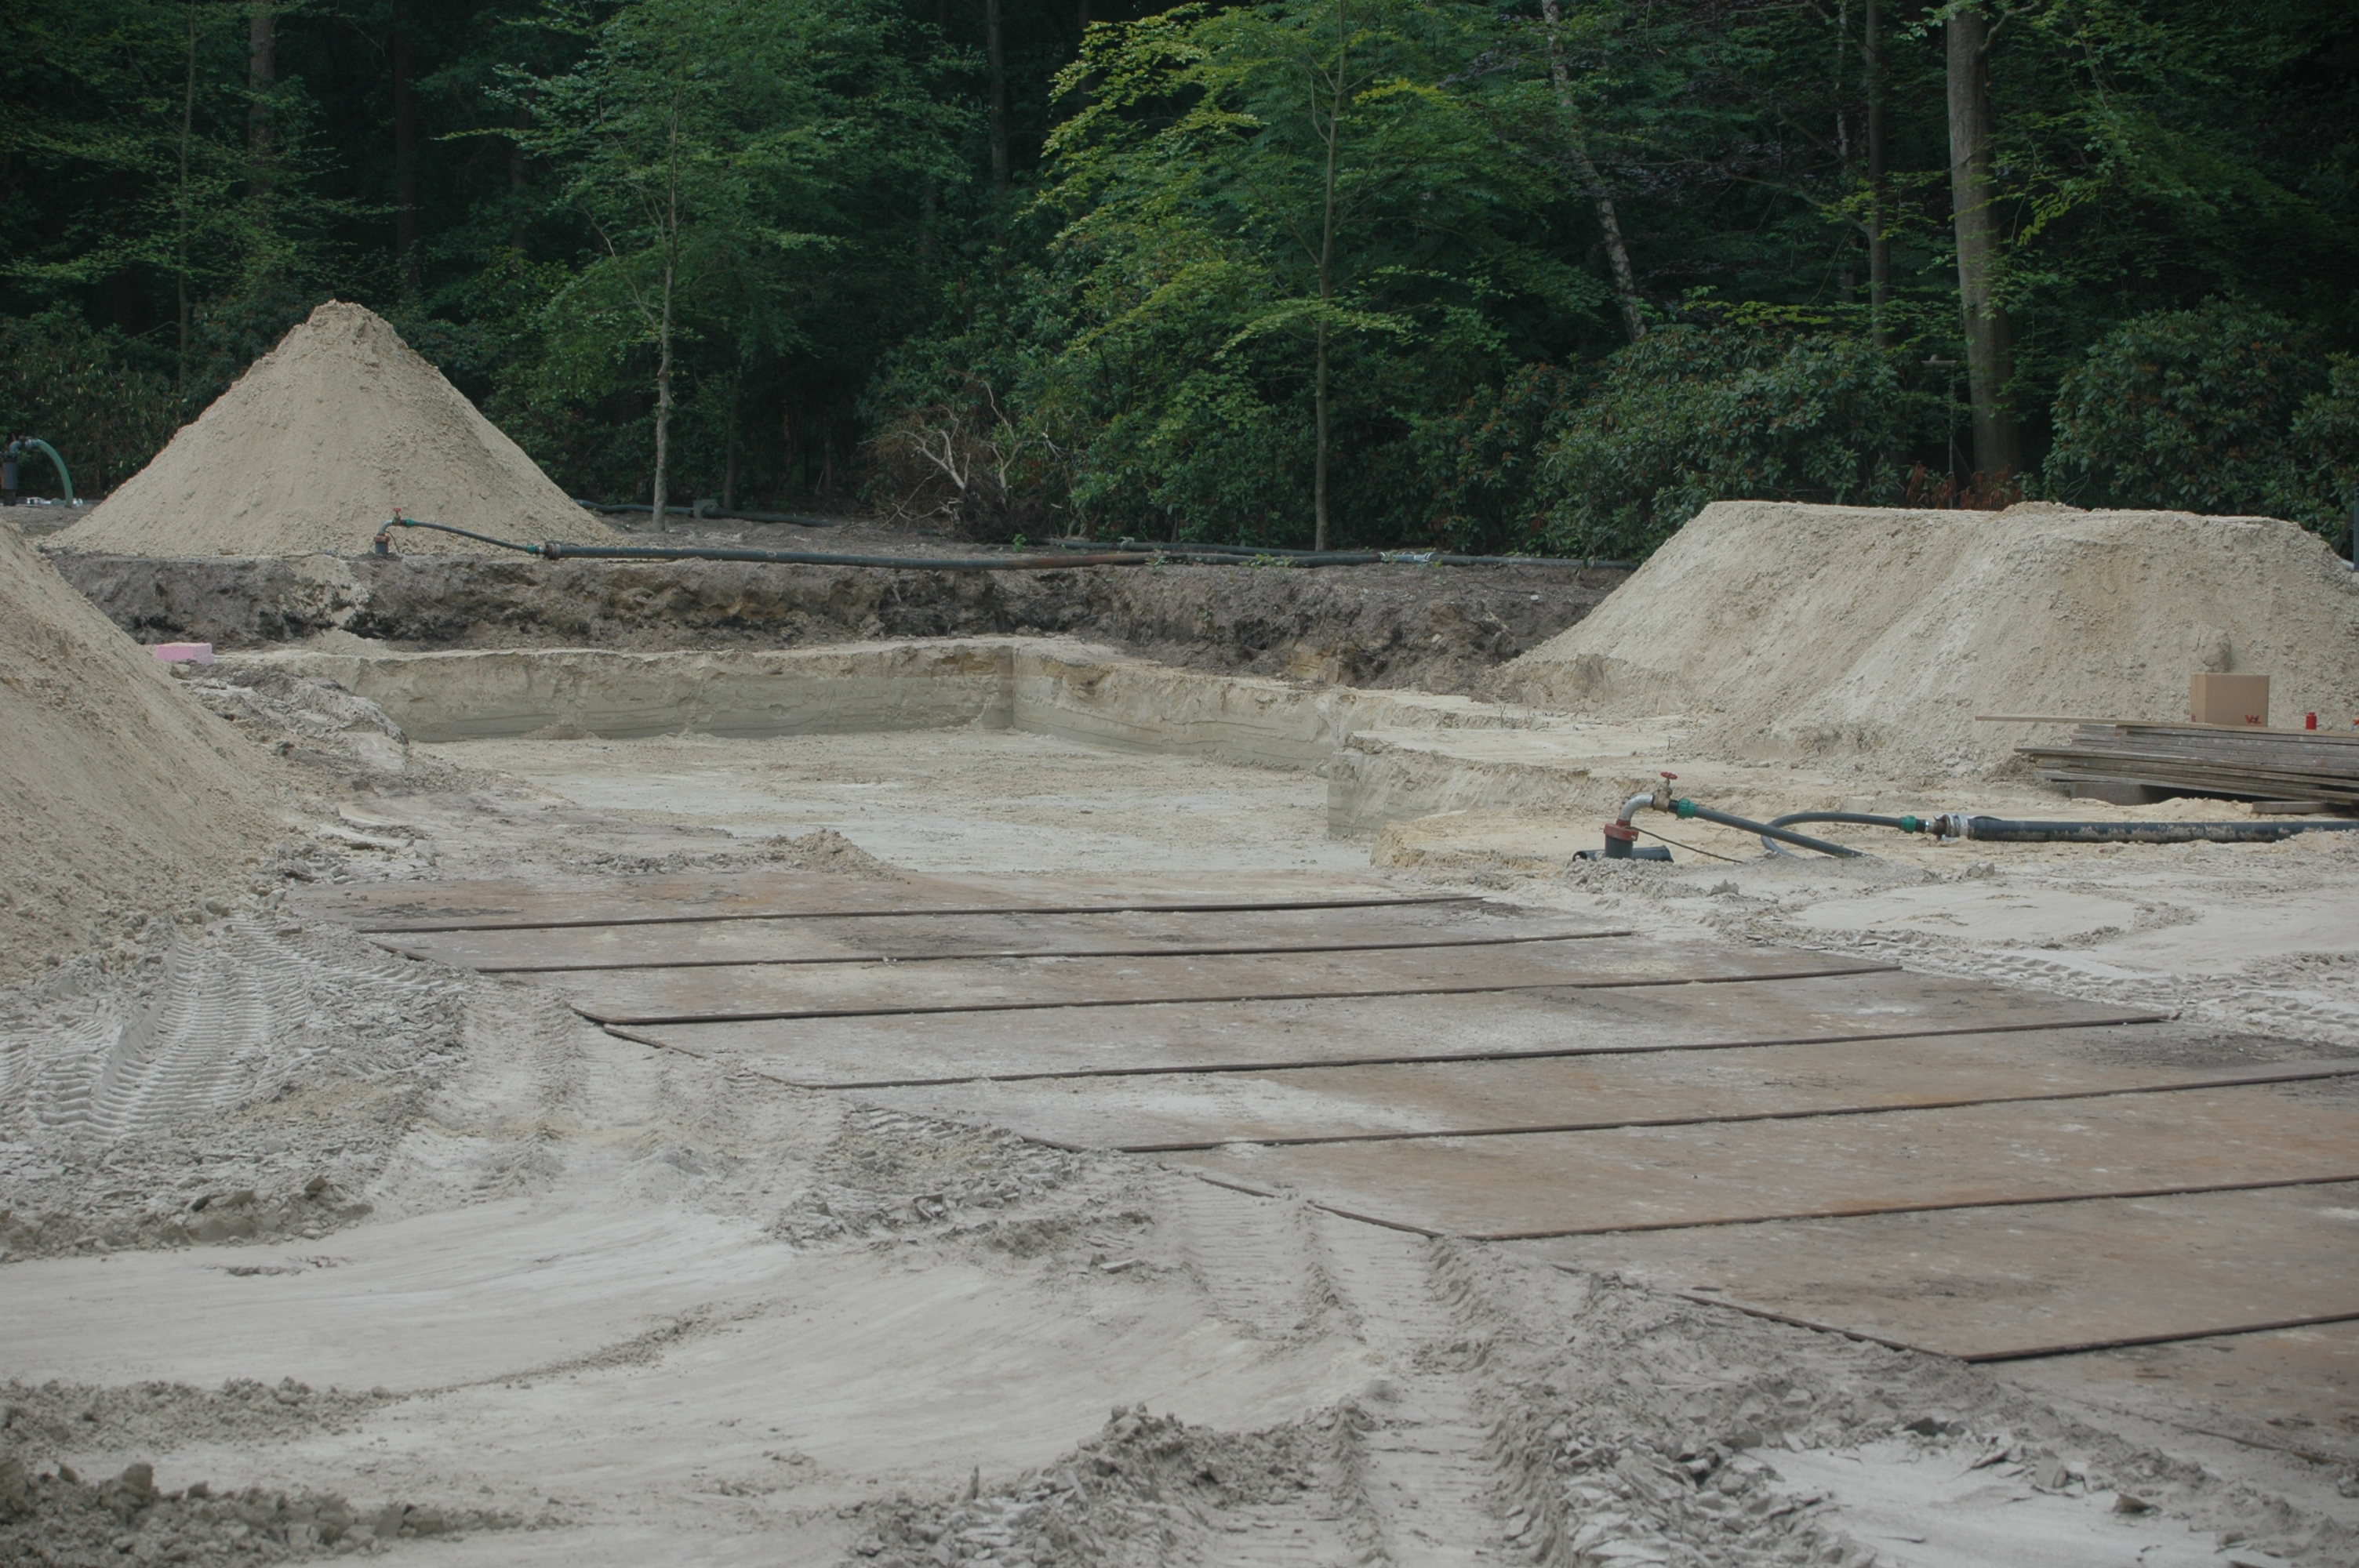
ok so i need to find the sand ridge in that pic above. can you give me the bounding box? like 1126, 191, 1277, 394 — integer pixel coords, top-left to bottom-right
1496, 500, 2359, 775
0, 521, 285, 985
52, 302, 620, 560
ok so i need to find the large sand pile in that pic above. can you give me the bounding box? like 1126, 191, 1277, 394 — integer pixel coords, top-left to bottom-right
1499, 501, 2359, 775
53, 302, 616, 559
0, 520, 285, 985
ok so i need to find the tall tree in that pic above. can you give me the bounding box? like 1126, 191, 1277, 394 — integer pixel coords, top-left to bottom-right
986, 0, 1010, 192
1863, 0, 1888, 348
392, 0, 421, 290
1538, 0, 1642, 344
1310, 0, 1348, 548
1945, 1, 2018, 477
247, 0, 274, 196
519, 0, 963, 523
1024, 0, 1590, 544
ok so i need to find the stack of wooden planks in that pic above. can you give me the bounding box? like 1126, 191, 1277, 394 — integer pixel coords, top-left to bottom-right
2019, 722, 2359, 808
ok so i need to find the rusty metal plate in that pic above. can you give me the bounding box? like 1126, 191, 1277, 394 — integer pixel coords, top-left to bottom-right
2000, 1321, 2359, 1464
296, 869, 1437, 932
1166, 1083, 2359, 1240
628, 971, 2154, 1087
376, 902, 1619, 972
554, 939, 1896, 1025
1508, 1182, 2359, 1361
844, 1029, 2354, 1152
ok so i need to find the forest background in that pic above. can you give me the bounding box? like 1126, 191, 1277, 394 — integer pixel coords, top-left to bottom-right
4, 0, 2357, 558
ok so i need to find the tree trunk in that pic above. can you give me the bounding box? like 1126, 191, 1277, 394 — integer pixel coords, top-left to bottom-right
722, 375, 740, 511
179, 1, 197, 386
1539, 0, 1642, 343
247, 0, 274, 196
1313, 0, 1347, 553
650, 98, 682, 533
392, 0, 420, 292
986, 0, 1010, 194
1863, 0, 1889, 347
1946, 5, 2019, 477
651, 254, 674, 532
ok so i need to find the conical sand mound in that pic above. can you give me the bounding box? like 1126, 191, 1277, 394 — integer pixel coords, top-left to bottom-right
1499, 501, 2359, 775
54, 302, 618, 558
0, 519, 284, 984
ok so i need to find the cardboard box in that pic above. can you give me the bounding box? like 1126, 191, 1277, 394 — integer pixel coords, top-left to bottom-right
2190, 672, 2269, 727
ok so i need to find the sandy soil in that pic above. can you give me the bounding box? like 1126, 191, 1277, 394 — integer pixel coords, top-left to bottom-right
52, 303, 615, 560
1496, 501, 2359, 772
7, 720, 2357, 1566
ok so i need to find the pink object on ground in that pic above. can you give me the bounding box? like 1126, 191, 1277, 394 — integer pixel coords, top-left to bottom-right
151, 642, 214, 665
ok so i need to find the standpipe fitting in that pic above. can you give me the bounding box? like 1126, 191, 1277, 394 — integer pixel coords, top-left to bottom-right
1603, 774, 1680, 858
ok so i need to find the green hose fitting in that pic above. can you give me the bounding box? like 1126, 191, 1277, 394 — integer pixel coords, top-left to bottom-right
1672, 799, 1698, 819
1898, 815, 1922, 833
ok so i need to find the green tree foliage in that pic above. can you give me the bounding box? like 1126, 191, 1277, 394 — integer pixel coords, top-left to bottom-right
5, 0, 2356, 550
504, 0, 965, 516
2287, 358, 2359, 550
1536, 326, 1932, 559
0, 315, 180, 495
2045, 301, 2324, 517
930, 0, 1603, 546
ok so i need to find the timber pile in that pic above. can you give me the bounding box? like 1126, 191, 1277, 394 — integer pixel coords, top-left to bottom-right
2020, 723, 2359, 807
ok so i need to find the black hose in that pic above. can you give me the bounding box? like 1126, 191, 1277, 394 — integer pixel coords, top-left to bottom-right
375, 516, 1151, 570
373, 517, 541, 554
1062, 537, 1636, 570
1673, 802, 1863, 858
1758, 808, 2357, 855
1961, 817, 2358, 844
540, 541, 1161, 570
1761, 810, 1928, 858
376, 515, 1624, 574
577, 502, 847, 528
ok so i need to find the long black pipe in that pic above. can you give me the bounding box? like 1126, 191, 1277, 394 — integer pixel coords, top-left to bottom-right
1958, 816, 2357, 844
578, 501, 848, 528
1063, 537, 1635, 570
540, 540, 1162, 570
1757, 808, 2356, 855
373, 517, 1620, 573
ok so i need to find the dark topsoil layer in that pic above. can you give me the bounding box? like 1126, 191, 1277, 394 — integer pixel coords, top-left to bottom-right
53, 528, 1623, 694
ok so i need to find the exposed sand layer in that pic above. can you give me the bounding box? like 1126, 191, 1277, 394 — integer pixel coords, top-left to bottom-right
52, 302, 618, 559
1496, 501, 2359, 775
0, 521, 284, 985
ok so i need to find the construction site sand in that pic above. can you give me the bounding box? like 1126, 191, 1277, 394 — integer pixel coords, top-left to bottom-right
51, 302, 618, 560
1497, 500, 2359, 775
5, 730, 2351, 1564
0, 520, 285, 987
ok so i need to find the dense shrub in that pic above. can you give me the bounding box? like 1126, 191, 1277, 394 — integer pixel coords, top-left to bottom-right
1412, 363, 1583, 556
2284, 355, 2359, 550
1535, 327, 1926, 560
2044, 301, 2325, 520
0, 314, 181, 499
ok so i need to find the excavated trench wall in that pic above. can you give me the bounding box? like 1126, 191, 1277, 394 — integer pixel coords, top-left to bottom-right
57, 550, 1619, 696
225, 638, 1611, 827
